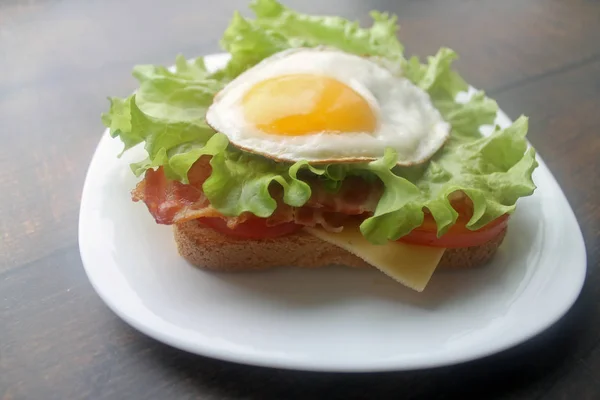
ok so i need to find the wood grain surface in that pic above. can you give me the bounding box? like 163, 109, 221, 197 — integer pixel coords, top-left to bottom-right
1, 0, 599, 398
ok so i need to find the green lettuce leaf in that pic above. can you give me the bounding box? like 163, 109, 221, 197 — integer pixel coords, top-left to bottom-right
360, 116, 537, 244
101, 96, 140, 154
250, 0, 403, 58
218, 11, 290, 79
133, 55, 212, 83
102, 56, 224, 178
219, 0, 403, 79
403, 48, 498, 138
203, 139, 315, 217
102, 0, 538, 244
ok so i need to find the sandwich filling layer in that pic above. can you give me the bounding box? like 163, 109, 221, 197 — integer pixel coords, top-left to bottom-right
103, 0, 539, 291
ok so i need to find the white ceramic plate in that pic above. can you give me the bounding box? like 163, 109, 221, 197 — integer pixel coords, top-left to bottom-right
79, 54, 586, 372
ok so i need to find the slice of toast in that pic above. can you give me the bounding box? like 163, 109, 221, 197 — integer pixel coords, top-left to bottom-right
173, 220, 507, 271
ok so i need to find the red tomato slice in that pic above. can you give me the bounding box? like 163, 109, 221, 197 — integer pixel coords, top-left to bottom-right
398, 213, 509, 248
198, 217, 303, 239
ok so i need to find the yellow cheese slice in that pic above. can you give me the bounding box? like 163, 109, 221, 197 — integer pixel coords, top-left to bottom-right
304, 222, 446, 292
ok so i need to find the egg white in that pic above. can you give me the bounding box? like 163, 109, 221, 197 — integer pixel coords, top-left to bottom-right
206, 47, 450, 165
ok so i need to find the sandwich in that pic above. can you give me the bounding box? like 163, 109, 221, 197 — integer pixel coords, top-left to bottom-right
101, 0, 538, 291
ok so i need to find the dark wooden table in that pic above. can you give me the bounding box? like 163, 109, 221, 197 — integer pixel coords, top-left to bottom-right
1, 0, 599, 398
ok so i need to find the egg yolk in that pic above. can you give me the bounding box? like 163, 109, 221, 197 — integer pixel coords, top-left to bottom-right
242, 74, 377, 136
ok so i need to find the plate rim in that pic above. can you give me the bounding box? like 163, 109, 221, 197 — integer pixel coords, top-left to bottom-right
79, 53, 587, 372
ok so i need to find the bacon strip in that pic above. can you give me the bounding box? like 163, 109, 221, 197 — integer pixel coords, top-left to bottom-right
131, 157, 223, 224
132, 158, 381, 231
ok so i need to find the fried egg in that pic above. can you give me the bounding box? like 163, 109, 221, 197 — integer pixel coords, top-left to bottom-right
206, 48, 450, 165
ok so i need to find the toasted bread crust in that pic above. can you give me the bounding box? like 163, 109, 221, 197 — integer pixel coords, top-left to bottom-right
173, 221, 507, 271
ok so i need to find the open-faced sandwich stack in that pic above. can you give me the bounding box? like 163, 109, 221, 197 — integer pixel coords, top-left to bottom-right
102, 0, 538, 292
